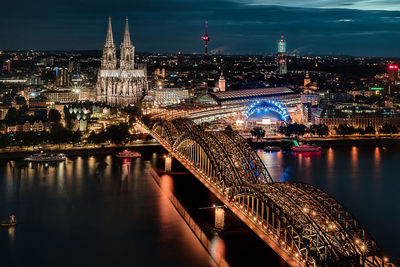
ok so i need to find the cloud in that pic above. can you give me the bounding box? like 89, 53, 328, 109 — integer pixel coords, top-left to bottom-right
233, 0, 400, 11
1, 0, 400, 56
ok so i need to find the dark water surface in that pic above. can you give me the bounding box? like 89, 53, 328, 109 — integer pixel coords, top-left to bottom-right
0, 154, 213, 267
0, 146, 399, 266
259, 146, 400, 261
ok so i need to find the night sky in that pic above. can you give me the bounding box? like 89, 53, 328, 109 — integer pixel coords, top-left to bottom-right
1, 0, 400, 56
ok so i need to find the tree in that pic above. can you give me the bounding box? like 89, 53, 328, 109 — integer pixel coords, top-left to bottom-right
4, 107, 18, 126
315, 124, 329, 136
14, 96, 26, 106
379, 124, 399, 134
251, 127, 266, 140
355, 128, 365, 135
48, 109, 61, 124
105, 123, 131, 144
365, 126, 376, 135
278, 123, 307, 137
336, 124, 356, 136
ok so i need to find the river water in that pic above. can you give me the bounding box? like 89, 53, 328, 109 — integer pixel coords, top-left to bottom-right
259, 146, 400, 261
0, 146, 398, 266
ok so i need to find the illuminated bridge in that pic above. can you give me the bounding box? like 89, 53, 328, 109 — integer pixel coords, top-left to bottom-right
141, 117, 388, 267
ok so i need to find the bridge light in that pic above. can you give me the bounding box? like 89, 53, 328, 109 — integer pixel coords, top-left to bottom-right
311, 211, 316, 216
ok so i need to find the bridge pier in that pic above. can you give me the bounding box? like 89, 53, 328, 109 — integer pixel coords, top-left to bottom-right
215, 206, 229, 230
165, 154, 172, 172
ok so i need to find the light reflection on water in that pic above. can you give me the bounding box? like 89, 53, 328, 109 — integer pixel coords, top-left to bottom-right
0, 156, 212, 267
259, 146, 400, 260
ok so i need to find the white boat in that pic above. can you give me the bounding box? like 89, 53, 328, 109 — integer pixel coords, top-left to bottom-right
291, 144, 322, 152
116, 150, 141, 158
24, 153, 66, 162
264, 146, 281, 152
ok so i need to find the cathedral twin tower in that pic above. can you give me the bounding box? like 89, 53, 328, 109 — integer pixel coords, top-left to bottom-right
96, 17, 147, 107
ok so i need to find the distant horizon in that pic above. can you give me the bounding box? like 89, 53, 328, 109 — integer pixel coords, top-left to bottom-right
2, 49, 400, 59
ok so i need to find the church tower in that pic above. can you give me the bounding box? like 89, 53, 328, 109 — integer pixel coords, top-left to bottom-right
218, 71, 226, 92
101, 17, 117, 70
120, 17, 135, 70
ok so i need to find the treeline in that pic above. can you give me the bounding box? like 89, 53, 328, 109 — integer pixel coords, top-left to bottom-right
335, 124, 398, 136
0, 124, 81, 148
276, 123, 399, 137
277, 124, 329, 137
87, 123, 150, 145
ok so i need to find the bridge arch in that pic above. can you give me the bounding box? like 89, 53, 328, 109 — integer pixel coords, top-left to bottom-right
245, 100, 290, 122
152, 121, 177, 145
147, 117, 388, 267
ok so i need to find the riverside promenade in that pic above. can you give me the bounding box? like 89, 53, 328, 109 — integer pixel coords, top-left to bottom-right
0, 140, 161, 159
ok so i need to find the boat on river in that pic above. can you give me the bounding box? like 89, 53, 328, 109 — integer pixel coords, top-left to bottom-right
1, 214, 17, 227
1, 221, 17, 227
264, 146, 281, 152
291, 144, 322, 152
116, 150, 141, 158
24, 153, 66, 162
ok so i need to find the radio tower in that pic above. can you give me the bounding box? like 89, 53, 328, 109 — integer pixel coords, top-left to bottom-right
202, 21, 210, 56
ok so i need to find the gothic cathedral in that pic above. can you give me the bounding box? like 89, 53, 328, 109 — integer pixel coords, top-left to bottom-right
96, 17, 147, 107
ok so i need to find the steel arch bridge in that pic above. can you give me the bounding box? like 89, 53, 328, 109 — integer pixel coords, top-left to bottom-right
145, 118, 387, 267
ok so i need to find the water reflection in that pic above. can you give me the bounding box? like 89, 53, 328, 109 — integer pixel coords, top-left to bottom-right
8, 226, 15, 246
210, 234, 227, 265
350, 146, 359, 186
0, 155, 213, 267
259, 147, 400, 260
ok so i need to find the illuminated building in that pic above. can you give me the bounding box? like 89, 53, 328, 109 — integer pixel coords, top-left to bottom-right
209, 87, 299, 105
96, 17, 148, 107
278, 36, 286, 53
218, 71, 226, 92
276, 36, 287, 75
387, 64, 398, 95
153, 88, 190, 106
56, 67, 69, 87
312, 104, 400, 130
43, 89, 78, 103
304, 72, 311, 87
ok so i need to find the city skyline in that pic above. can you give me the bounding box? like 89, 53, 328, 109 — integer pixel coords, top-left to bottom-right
1, 0, 400, 56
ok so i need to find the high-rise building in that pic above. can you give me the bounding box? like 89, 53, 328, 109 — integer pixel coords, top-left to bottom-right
68, 60, 74, 73
276, 36, 287, 75
278, 36, 286, 53
387, 64, 398, 95
96, 17, 148, 107
56, 67, 69, 87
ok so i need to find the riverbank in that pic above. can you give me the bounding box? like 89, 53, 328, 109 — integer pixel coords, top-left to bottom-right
248, 136, 400, 148
0, 140, 161, 159
300, 136, 400, 147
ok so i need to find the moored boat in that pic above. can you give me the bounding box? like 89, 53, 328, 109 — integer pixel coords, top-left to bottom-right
291, 144, 322, 152
1, 214, 17, 227
264, 146, 281, 152
24, 153, 66, 162
116, 150, 141, 158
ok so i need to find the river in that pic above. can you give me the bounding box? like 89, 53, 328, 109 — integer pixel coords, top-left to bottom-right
0, 146, 398, 266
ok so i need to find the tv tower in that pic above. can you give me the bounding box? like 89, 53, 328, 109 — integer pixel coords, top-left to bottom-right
202, 21, 210, 56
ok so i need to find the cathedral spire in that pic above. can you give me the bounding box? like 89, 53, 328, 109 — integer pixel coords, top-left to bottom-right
105, 16, 115, 47
122, 17, 132, 46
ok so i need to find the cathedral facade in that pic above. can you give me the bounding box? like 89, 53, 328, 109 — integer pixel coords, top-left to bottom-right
96, 17, 147, 107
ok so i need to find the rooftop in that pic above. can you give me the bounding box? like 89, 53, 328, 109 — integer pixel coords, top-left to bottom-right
209, 87, 295, 102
